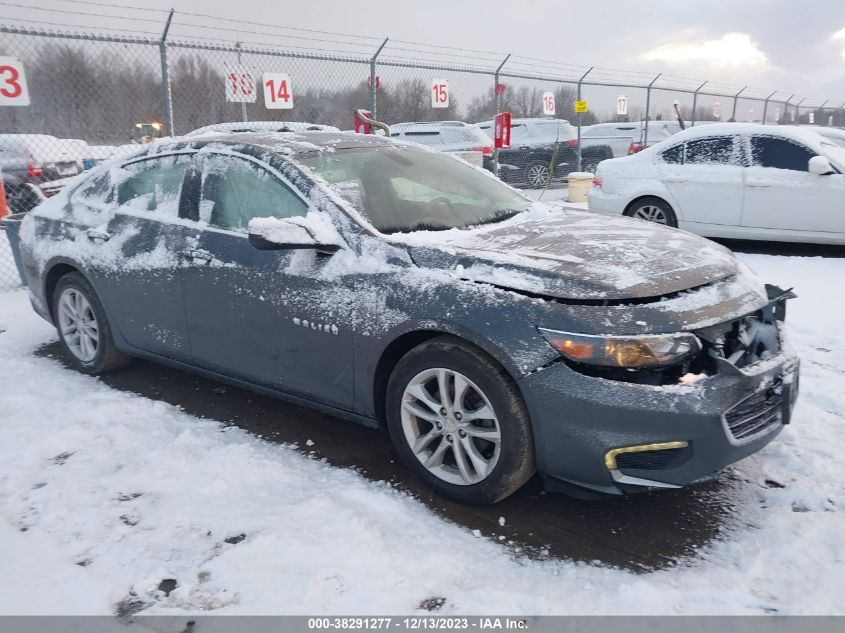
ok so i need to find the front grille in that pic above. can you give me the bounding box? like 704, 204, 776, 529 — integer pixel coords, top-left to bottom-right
615, 447, 690, 470
725, 379, 784, 441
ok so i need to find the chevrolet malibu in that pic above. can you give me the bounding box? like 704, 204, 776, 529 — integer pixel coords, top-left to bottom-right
7, 132, 800, 504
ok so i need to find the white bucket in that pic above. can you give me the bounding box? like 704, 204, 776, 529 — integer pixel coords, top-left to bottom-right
566, 171, 595, 203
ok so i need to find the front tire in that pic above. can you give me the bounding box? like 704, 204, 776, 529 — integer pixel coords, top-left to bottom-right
53, 272, 130, 374
386, 336, 535, 504
624, 196, 678, 227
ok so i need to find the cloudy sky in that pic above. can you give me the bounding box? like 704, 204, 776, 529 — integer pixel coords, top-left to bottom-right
9, 0, 845, 114
93, 0, 845, 99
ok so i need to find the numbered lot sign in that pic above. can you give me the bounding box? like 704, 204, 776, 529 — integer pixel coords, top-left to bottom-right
713, 101, 721, 119
225, 65, 256, 103
542, 92, 555, 116
431, 79, 449, 108
0, 57, 30, 106
263, 73, 293, 110
616, 95, 627, 116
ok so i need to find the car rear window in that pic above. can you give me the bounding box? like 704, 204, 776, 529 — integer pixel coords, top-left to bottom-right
684, 136, 738, 165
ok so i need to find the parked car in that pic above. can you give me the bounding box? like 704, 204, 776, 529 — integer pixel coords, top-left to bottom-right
477, 118, 613, 186
589, 123, 845, 244
185, 121, 340, 136
0, 134, 83, 213
389, 121, 492, 166
7, 131, 799, 504
810, 126, 845, 148
581, 121, 691, 157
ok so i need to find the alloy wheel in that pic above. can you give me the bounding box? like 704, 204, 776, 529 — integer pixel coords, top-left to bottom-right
527, 164, 551, 187
631, 204, 668, 224
400, 368, 502, 486
58, 287, 100, 362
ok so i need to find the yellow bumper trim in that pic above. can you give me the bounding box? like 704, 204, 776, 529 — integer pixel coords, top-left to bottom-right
604, 441, 689, 470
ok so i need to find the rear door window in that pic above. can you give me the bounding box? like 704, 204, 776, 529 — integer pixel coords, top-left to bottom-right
199, 155, 308, 231
117, 154, 190, 214
659, 144, 684, 164
750, 136, 816, 172
684, 136, 740, 165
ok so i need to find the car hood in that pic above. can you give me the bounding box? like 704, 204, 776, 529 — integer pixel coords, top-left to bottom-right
403, 209, 740, 301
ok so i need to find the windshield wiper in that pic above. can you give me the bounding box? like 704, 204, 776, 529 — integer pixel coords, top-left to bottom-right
475, 208, 525, 226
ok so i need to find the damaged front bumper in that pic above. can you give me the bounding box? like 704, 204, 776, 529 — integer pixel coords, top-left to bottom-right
519, 288, 801, 497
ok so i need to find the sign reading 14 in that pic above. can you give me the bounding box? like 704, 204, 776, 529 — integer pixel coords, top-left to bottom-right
263, 73, 293, 110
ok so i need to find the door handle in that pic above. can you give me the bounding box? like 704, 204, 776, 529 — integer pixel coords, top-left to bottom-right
747, 181, 771, 188
664, 177, 687, 183
184, 248, 214, 263
86, 229, 111, 242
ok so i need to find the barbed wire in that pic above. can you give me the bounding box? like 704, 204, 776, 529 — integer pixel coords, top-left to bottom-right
0, 6, 840, 104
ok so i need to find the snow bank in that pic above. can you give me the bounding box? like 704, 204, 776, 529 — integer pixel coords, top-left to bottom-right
0, 252, 843, 615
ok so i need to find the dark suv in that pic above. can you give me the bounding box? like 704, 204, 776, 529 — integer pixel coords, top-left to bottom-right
6, 132, 799, 504
477, 118, 613, 186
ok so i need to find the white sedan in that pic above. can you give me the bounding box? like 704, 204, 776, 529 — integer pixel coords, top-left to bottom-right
588, 123, 845, 245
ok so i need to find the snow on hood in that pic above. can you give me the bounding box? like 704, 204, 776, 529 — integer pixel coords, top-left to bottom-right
402, 210, 740, 301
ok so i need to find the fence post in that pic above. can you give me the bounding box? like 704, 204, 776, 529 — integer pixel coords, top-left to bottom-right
795, 98, 805, 125
819, 99, 829, 125
492, 54, 510, 177
691, 81, 706, 127
762, 90, 777, 125
643, 73, 661, 148
369, 38, 388, 120
730, 86, 746, 122
159, 9, 175, 137
782, 94, 794, 125
576, 67, 592, 172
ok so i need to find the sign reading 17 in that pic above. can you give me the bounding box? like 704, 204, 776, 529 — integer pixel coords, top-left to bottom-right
263, 73, 294, 110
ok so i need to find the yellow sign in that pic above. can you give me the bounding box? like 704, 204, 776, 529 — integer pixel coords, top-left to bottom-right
575, 100, 588, 113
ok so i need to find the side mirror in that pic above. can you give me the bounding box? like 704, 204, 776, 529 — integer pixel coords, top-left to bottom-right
248, 216, 341, 253
809, 155, 834, 175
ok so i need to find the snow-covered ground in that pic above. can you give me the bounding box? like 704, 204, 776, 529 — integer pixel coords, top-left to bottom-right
0, 248, 843, 615
0, 231, 19, 292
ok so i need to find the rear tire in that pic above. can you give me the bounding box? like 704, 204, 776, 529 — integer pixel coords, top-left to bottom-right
386, 336, 535, 505
52, 272, 130, 375
624, 196, 678, 228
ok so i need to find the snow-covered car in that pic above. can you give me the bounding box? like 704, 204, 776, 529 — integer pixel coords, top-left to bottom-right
581, 121, 695, 157
589, 123, 845, 244
7, 131, 799, 504
477, 118, 613, 185
185, 121, 340, 136
810, 126, 845, 148
389, 121, 492, 166
0, 134, 83, 213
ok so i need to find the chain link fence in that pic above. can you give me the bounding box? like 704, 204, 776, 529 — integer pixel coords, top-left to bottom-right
1, 11, 844, 290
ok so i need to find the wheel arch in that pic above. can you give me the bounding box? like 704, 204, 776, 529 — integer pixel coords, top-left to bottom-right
623, 194, 679, 222
371, 325, 524, 428
43, 261, 84, 322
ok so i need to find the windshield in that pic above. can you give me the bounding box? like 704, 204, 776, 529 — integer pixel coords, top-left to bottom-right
298, 146, 531, 233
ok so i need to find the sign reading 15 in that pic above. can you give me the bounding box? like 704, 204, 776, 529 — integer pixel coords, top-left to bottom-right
431, 79, 449, 108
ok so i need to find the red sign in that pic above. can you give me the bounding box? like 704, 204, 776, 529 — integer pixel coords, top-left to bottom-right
495, 83, 506, 96
494, 112, 511, 149
354, 109, 373, 134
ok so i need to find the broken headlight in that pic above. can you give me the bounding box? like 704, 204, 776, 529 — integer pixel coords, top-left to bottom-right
539, 328, 702, 369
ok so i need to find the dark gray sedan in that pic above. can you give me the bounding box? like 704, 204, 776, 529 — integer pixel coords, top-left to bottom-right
7, 132, 800, 504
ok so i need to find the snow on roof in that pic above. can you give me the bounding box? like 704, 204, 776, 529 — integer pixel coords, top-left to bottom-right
184, 121, 341, 137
